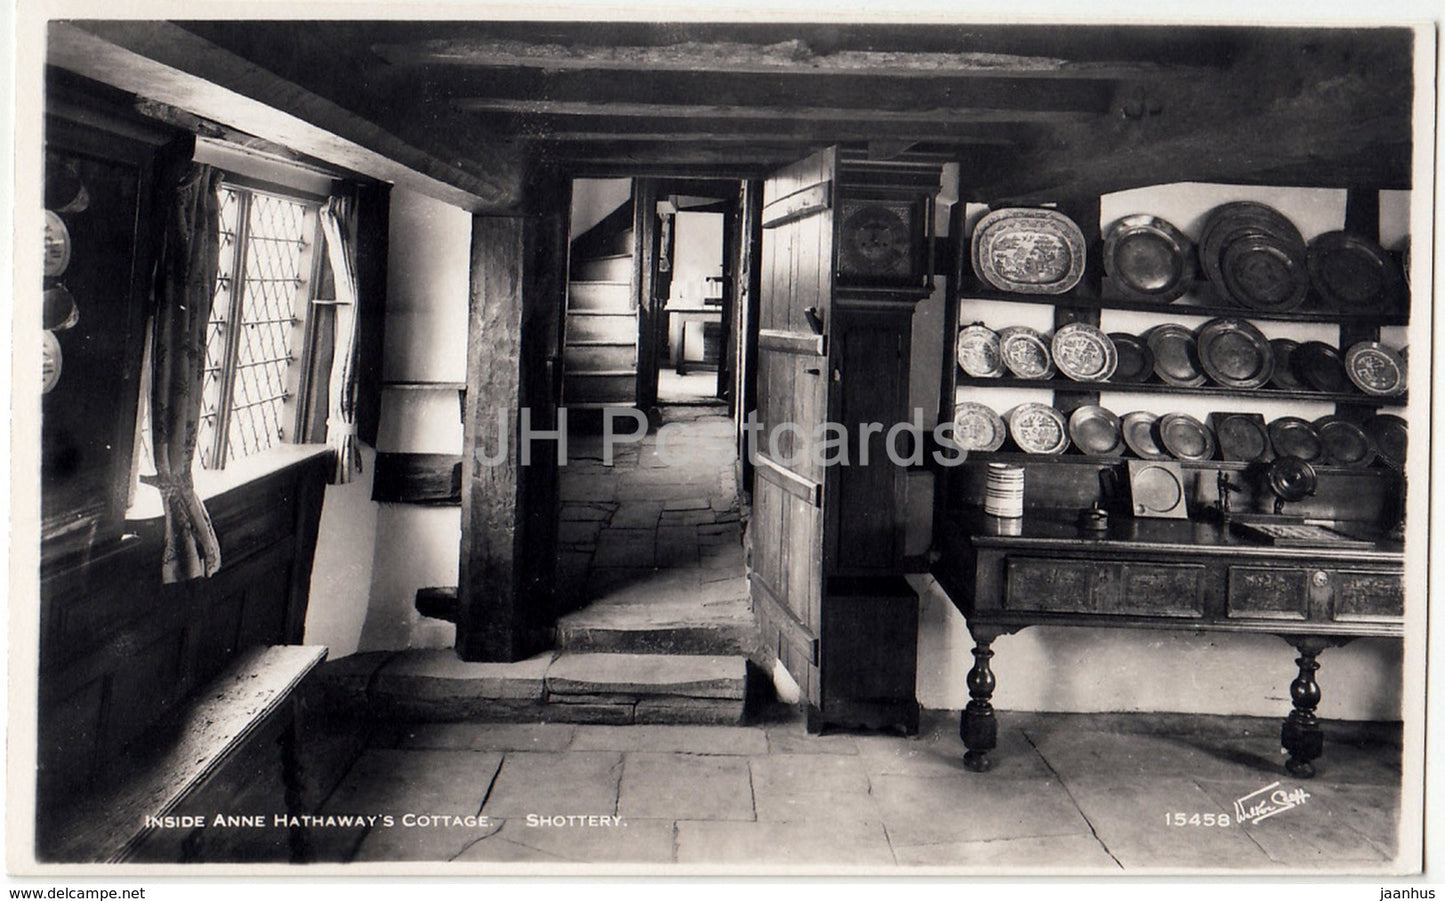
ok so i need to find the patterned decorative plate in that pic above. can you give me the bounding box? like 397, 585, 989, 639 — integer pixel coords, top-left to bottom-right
1156, 412, 1217, 461
1308, 230, 1406, 315
44, 210, 71, 278
951, 401, 1007, 452
1108, 332, 1155, 384
1145, 324, 1207, 387
1195, 317, 1274, 389
1004, 403, 1070, 454
956, 324, 1005, 378
1102, 214, 1196, 303
41, 330, 62, 394
1267, 416, 1324, 462
1343, 341, 1406, 397
1312, 415, 1377, 468
1120, 411, 1169, 460
1209, 412, 1272, 462
1067, 405, 1124, 456
996, 326, 1056, 380
971, 208, 1087, 295
1051, 322, 1118, 382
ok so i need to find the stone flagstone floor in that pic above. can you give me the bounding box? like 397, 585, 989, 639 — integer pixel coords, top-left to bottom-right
311, 707, 1406, 872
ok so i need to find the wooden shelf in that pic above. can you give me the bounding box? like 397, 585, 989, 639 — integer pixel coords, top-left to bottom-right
954, 376, 1405, 407
953, 450, 1399, 475
957, 278, 1409, 327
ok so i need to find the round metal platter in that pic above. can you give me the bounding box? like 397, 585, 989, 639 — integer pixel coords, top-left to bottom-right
971, 208, 1087, 295
1067, 405, 1124, 456
956, 324, 1005, 378
1343, 341, 1406, 397
42, 284, 79, 331
1131, 463, 1187, 516
1268, 338, 1306, 391
1291, 341, 1352, 394
44, 210, 71, 278
996, 326, 1056, 380
1199, 201, 1306, 289
1120, 411, 1169, 460
1145, 324, 1207, 387
1363, 414, 1407, 468
1267, 456, 1319, 503
1195, 317, 1274, 389
951, 401, 1007, 453
1108, 332, 1155, 384
1155, 412, 1217, 462
1307, 230, 1406, 315
1051, 322, 1118, 382
1312, 415, 1377, 468
1212, 413, 1272, 462
1218, 233, 1310, 312
1267, 416, 1324, 463
1102, 214, 1196, 303
1005, 402, 1070, 454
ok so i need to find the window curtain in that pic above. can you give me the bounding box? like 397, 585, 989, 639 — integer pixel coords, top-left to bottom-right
144, 162, 223, 583
319, 195, 362, 484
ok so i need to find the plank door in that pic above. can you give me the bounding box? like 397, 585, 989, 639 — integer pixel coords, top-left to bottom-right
749, 148, 837, 709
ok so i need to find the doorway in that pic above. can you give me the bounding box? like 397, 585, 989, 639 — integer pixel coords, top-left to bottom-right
656, 201, 728, 405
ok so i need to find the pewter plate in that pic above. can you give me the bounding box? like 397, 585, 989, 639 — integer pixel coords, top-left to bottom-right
1109, 332, 1155, 384
1308, 230, 1406, 315
1051, 322, 1118, 383
1156, 412, 1217, 462
1103, 214, 1195, 303
1313, 415, 1377, 468
1067, 405, 1124, 456
1291, 341, 1352, 394
1267, 416, 1324, 463
972, 208, 1087, 295
1195, 317, 1274, 389
1209, 412, 1272, 463
1364, 414, 1407, 468
1120, 411, 1169, 460
1145, 324, 1207, 388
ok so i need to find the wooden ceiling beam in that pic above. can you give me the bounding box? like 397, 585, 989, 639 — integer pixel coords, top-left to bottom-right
371, 35, 1219, 80
406, 66, 1116, 114
451, 97, 1098, 126
50, 21, 526, 212
514, 131, 1022, 146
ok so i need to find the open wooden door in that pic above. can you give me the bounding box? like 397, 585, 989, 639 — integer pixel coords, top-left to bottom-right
749, 147, 942, 732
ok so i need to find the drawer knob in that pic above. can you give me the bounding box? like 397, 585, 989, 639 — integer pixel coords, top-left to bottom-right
1312, 571, 1330, 588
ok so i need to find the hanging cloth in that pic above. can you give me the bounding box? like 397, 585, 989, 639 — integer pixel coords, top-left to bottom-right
319, 195, 362, 484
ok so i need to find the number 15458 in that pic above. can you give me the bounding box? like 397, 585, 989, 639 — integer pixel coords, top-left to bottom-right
1166, 812, 1231, 827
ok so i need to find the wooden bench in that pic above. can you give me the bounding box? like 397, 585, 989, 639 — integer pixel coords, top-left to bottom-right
44, 645, 327, 863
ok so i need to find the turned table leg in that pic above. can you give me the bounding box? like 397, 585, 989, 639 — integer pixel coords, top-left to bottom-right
961, 630, 1001, 772
1281, 644, 1324, 778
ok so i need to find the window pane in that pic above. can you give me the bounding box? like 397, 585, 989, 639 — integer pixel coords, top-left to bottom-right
197, 185, 314, 468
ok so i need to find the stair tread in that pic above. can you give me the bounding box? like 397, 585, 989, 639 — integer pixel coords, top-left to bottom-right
568, 310, 636, 317
565, 339, 636, 347
569, 279, 631, 286
575, 252, 633, 261
546, 652, 745, 699
565, 369, 638, 378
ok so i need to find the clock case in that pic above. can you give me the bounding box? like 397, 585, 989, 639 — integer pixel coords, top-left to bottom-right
835, 189, 934, 294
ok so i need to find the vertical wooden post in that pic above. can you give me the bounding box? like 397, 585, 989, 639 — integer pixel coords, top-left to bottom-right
456, 202, 564, 662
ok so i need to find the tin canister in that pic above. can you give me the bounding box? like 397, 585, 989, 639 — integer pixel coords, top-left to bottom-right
984, 462, 1025, 518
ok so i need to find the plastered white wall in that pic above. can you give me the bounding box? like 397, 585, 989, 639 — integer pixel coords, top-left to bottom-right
305, 187, 471, 656
570, 177, 632, 238
911, 182, 1412, 720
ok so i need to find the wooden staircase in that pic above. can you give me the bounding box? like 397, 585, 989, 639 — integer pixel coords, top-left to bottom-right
563, 207, 639, 408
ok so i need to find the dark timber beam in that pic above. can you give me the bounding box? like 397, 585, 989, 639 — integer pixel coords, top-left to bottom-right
452, 97, 1099, 125
967, 32, 1414, 201
457, 207, 565, 661
411, 66, 1116, 114
48, 21, 525, 212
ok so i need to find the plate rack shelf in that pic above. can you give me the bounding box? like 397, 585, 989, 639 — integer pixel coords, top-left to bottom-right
940, 190, 1410, 481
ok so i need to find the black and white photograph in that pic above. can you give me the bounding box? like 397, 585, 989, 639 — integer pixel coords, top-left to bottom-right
5, 2, 1440, 887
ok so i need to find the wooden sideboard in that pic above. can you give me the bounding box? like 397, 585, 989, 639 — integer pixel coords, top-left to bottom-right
933, 506, 1404, 777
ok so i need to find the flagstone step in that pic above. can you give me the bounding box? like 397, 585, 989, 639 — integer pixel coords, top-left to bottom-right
318, 648, 747, 726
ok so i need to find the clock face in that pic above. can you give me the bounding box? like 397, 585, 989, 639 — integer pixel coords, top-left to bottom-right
839, 202, 916, 279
